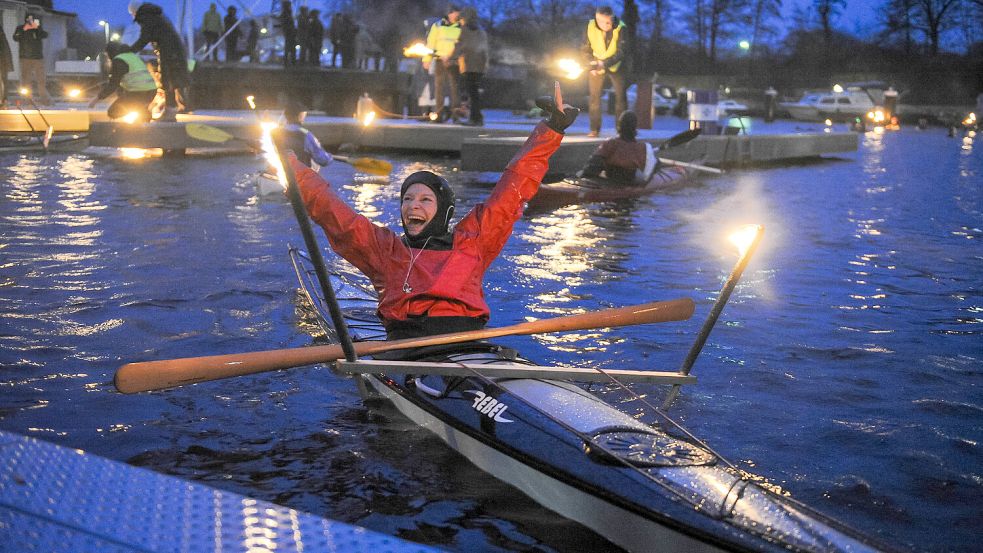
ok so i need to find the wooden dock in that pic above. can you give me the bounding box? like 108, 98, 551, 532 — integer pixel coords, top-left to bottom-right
77, 109, 857, 169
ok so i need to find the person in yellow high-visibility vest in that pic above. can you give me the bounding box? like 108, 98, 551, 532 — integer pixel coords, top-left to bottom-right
582, 6, 628, 137
89, 41, 159, 122
423, 5, 463, 122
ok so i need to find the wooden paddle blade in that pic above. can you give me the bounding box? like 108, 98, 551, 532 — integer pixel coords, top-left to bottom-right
185, 123, 235, 143
114, 297, 694, 394
115, 343, 349, 394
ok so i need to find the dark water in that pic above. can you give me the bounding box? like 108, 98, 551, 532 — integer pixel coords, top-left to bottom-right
1, 125, 980, 552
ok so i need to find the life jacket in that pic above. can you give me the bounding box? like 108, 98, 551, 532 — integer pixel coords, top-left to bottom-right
113, 52, 157, 92
425, 19, 461, 60
586, 18, 625, 72
273, 126, 311, 166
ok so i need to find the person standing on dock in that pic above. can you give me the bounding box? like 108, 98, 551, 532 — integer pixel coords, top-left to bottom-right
450, 7, 488, 126
127, 1, 190, 121
88, 41, 158, 122
13, 13, 50, 105
285, 91, 579, 340
582, 6, 628, 137
278, 0, 297, 66
201, 4, 222, 62
246, 19, 259, 63
0, 24, 12, 108
424, 5, 463, 123
223, 6, 241, 63
328, 13, 343, 67
296, 6, 310, 64
308, 10, 324, 66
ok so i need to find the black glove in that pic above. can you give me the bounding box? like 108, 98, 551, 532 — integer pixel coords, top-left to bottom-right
535, 96, 580, 134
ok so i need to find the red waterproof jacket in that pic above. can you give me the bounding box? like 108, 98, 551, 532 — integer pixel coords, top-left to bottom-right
293, 122, 562, 330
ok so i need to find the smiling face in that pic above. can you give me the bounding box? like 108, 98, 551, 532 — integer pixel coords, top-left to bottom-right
401, 183, 438, 237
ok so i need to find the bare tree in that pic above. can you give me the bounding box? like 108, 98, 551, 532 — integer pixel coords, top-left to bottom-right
910, 0, 964, 55
748, 0, 783, 57
879, 0, 917, 54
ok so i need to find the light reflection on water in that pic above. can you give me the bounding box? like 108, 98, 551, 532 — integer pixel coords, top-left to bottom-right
0, 125, 980, 553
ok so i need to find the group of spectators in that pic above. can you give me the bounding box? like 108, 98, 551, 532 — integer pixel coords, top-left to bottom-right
201, 3, 259, 63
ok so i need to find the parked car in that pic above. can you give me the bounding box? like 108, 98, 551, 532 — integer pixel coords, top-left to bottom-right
717, 99, 749, 115
604, 83, 679, 116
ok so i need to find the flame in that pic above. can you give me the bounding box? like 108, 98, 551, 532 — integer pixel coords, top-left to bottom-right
964, 112, 977, 126
19, 87, 30, 97
67, 88, 82, 98
246, 95, 256, 110
362, 110, 376, 127
728, 224, 762, 257
403, 42, 434, 58
259, 121, 288, 191
557, 58, 584, 80
429, 111, 440, 122
121, 112, 140, 124
120, 148, 148, 159
867, 109, 885, 123
824, 118, 833, 126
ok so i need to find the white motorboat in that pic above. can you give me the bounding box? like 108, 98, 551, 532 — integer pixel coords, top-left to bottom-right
780, 84, 883, 121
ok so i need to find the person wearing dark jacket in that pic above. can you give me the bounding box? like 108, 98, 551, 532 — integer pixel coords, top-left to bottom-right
278, 0, 297, 66
128, 1, 189, 120
296, 6, 309, 64
89, 41, 158, 122
273, 101, 333, 168
581, 6, 628, 137
0, 24, 13, 107
12, 13, 50, 104
578, 111, 655, 186
308, 10, 324, 66
286, 93, 578, 341
246, 19, 259, 63
224, 6, 241, 62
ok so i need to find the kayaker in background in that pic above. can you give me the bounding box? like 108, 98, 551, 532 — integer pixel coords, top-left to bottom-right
88, 41, 158, 122
287, 91, 579, 340
272, 101, 333, 168
578, 110, 656, 186
582, 5, 628, 137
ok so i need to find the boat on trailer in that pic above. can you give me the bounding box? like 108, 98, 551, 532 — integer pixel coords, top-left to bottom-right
288, 247, 892, 553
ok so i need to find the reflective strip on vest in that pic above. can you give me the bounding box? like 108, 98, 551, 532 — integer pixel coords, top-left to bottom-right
586, 19, 624, 73
426, 21, 461, 59
114, 52, 157, 92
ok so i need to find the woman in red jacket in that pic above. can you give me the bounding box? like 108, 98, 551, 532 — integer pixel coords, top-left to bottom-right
290, 96, 578, 340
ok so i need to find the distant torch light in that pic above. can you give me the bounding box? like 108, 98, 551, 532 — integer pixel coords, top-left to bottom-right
429, 112, 439, 121
557, 58, 584, 80
19, 87, 30, 97
832, 84, 844, 93
68, 88, 82, 98
362, 111, 376, 127
121, 112, 140, 124
120, 148, 147, 159
246, 95, 256, 110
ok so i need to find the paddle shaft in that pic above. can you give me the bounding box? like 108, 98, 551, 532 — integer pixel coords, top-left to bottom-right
274, 139, 358, 364
658, 158, 723, 174
114, 297, 695, 393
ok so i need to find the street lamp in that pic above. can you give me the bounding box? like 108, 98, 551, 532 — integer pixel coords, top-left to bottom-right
98, 20, 109, 44
739, 40, 750, 51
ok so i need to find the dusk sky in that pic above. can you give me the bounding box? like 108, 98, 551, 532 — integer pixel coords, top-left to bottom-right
56, 0, 881, 39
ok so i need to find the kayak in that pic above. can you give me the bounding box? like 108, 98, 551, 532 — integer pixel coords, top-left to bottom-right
288, 247, 890, 553
0, 133, 88, 153
526, 164, 691, 210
